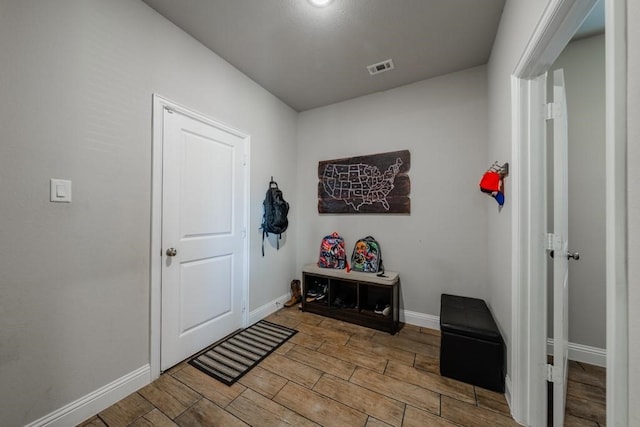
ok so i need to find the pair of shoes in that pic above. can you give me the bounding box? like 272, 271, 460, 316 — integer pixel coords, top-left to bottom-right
373, 299, 391, 314
306, 289, 317, 303
315, 284, 328, 302
374, 302, 391, 316
307, 292, 326, 303
284, 279, 302, 307
308, 282, 328, 303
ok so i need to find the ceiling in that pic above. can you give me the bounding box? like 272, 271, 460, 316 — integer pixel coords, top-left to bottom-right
142, 0, 603, 112
142, 0, 506, 111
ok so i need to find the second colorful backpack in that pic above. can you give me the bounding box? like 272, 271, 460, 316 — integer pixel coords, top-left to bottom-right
351, 236, 382, 273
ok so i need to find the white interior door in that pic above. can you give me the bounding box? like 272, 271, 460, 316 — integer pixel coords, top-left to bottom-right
551, 68, 571, 426
161, 107, 247, 371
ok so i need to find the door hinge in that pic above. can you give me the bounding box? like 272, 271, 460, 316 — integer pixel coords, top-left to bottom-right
164, 106, 174, 114
545, 102, 559, 120
546, 233, 562, 251
546, 363, 561, 383
243, 154, 248, 166
242, 228, 247, 239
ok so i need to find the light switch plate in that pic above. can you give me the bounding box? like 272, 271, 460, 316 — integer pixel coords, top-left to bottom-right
50, 179, 72, 203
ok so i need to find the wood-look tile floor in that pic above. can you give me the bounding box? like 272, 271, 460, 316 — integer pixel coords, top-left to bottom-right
79, 309, 606, 426
564, 360, 606, 426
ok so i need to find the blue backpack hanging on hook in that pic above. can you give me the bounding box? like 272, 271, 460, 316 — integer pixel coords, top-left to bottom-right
261, 178, 289, 256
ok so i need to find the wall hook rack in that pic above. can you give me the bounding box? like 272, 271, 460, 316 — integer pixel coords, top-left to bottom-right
487, 161, 509, 177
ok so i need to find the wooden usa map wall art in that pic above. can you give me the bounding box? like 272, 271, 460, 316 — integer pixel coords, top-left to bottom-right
318, 150, 411, 214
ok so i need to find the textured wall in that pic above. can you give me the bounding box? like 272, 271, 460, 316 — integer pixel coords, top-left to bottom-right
295, 66, 490, 319
0, 1, 297, 425
486, 0, 549, 378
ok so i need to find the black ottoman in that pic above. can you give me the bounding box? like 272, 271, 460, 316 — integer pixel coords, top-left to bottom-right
439, 294, 505, 392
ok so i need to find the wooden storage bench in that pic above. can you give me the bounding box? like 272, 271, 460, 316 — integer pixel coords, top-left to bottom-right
439, 293, 505, 392
301, 264, 399, 334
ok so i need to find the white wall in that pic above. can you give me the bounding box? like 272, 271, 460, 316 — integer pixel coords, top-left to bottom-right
0, 1, 297, 426
486, 0, 549, 377
627, 0, 640, 422
295, 66, 490, 319
550, 35, 606, 349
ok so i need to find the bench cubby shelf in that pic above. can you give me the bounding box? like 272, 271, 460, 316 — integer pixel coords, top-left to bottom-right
301, 264, 399, 334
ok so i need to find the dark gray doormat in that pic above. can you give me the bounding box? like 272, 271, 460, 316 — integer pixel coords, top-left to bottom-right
188, 320, 297, 386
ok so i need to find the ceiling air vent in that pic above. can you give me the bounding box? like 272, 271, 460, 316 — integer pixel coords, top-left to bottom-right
367, 59, 394, 76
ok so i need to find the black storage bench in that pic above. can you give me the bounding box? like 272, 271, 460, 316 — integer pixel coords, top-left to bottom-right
439, 294, 505, 392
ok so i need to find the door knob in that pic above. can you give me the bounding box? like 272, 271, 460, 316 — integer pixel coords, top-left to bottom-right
166, 248, 177, 257
567, 251, 580, 261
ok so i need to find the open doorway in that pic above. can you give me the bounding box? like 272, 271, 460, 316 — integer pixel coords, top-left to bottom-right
509, 0, 627, 425
546, 32, 606, 425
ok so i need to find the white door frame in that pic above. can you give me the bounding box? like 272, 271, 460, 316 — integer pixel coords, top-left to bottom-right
603, 0, 628, 424
149, 94, 251, 380
510, 0, 627, 425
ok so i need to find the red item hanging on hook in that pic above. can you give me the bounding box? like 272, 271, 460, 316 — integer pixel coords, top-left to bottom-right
479, 171, 501, 194
479, 171, 505, 207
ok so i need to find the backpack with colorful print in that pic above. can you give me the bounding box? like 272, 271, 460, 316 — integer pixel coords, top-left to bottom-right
351, 236, 383, 273
318, 232, 348, 269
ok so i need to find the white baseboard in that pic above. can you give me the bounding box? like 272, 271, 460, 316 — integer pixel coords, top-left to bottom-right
547, 339, 606, 367
248, 293, 291, 325
25, 364, 151, 427
504, 374, 512, 410
401, 309, 440, 331
400, 313, 606, 366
